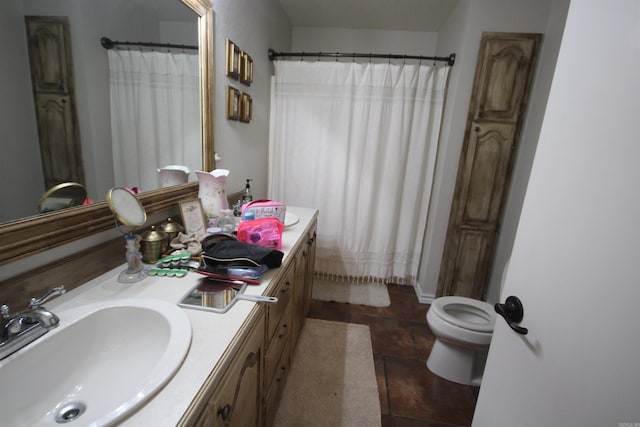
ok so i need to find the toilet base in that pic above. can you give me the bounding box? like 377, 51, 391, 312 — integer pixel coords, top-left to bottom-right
426, 339, 487, 386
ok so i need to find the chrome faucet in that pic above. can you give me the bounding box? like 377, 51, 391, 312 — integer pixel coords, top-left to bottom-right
1, 285, 66, 360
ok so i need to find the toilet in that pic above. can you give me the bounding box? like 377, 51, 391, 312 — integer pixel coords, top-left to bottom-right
426, 296, 496, 386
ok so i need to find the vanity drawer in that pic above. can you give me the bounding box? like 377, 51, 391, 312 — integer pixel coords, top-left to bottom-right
265, 302, 291, 387
266, 263, 294, 343
264, 339, 291, 427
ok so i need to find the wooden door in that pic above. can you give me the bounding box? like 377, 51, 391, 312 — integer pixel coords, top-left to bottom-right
438, 33, 541, 299
25, 16, 84, 190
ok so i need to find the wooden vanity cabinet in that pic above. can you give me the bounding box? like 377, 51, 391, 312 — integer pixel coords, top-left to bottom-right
189, 312, 265, 427
183, 217, 317, 427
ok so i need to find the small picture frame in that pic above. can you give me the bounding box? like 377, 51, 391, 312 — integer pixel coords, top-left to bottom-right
226, 86, 241, 120
179, 198, 207, 241
225, 38, 241, 79
240, 52, 253, 86
239, 92, 253, 123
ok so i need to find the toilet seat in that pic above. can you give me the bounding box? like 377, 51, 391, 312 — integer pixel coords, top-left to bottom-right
431, 296, 495, 333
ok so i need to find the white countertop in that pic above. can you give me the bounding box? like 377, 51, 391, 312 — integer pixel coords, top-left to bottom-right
46, 206, 318, 426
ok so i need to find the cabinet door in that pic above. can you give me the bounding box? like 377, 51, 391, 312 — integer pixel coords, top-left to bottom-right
291, 248, 306, 349
472, 34, 539, 123
303, 227, 317, 317
210, 314, 264, 426
25, 16, 84, 189
35, 93, 84, 187
25, 17, 72, 93
438, 33, 540, 299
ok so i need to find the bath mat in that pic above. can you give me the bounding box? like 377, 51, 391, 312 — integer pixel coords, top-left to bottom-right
273, 318, 381, 426
312, 279, 391, 307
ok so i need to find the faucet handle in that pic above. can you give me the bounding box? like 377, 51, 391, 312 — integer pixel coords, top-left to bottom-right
1, 305, 9, 318
28, 285, 66, 309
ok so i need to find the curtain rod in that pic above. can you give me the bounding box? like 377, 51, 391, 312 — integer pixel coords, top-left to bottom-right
100, 37, 198, 51
268, 48, 455, 66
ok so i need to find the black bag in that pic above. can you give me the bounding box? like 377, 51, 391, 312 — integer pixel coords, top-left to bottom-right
201, 233, 284, 269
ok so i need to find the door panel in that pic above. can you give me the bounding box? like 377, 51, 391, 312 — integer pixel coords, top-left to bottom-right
438, 33, 540, 299
475, 35, 538, 123
462, 123, 516, 224
450, 229, 491, 299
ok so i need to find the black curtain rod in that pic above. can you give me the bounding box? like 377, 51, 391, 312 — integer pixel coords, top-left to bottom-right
268, 48, 455, 66
100, 37, 198, 51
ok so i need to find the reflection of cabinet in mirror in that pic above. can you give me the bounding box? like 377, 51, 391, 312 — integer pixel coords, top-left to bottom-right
25, 16, 85, 190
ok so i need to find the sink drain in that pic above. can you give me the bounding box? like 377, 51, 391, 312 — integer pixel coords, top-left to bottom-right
55, 402, 86, 423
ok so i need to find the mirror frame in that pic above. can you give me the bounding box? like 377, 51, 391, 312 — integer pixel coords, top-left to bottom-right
0, 0, 215, 267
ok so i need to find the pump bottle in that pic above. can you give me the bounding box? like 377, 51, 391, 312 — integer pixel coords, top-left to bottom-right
242, 179, 253, 203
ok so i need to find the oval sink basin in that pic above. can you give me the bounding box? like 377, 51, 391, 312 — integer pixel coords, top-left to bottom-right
0, 298, 191, 426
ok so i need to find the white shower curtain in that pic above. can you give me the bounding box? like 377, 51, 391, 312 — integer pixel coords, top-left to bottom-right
269, 61, 449, 285
108, 49, 200, 191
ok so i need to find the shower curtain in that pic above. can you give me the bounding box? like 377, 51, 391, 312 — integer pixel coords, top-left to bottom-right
108, 49, 200, 191
269, 60, 449, 285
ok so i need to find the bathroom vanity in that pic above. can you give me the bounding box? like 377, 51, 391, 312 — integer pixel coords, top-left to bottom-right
33, 206, 317, 426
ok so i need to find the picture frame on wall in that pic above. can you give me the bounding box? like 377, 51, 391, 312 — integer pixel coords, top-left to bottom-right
179, 198, 207, 241
240, 52, 253, 86
226, 86, 241, 120
225, 38, 241, 79
240, 93, 253, 123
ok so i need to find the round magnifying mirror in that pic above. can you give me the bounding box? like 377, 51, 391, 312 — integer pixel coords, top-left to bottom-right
106, 187, 147, 229
39, 182, 87, 213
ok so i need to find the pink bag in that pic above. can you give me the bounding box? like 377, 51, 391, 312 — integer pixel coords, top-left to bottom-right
237, 218, 284, 250
241, 199, 286, 223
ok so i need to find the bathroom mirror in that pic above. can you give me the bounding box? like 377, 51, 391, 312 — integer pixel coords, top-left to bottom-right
107, 187, 148, 230
39, 182, 87, 214
0, 0, 214, 266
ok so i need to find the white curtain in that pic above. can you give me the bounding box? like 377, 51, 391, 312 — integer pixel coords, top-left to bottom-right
108, 49, 200, 191
269, 61, 449, 285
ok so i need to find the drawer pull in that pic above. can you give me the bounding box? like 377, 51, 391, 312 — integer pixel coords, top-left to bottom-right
276, 366, 286, 383
278, 324, 288, 339
281, 282, 291, 294
218, 403, 231, 421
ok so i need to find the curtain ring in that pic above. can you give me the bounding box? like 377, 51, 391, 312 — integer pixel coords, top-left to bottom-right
335, 51, 339, 62
352, 52, 356, 62
403, 54, 406, 65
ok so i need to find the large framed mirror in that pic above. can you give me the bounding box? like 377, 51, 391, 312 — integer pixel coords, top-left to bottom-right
0, 0, 214, 266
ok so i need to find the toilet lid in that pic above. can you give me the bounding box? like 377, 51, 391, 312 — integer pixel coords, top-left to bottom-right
432, 296, 496, 333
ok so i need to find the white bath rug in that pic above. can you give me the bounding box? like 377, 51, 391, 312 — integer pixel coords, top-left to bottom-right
312, 279, 391, 307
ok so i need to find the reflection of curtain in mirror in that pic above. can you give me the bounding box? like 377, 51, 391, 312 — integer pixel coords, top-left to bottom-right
268, 61, 449, 285
108, 49, 200, 191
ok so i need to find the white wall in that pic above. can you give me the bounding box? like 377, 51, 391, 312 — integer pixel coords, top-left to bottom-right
211, 0, 292, 200
0, 0, 45, 222
416, 0, 569, 303
292, 27, 438, 57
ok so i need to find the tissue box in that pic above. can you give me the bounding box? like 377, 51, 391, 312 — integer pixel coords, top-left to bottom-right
241, 200, 286, 223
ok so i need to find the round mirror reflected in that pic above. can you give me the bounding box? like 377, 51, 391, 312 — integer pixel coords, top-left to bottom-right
106, 187, 147, 228
39, 182, 88, 213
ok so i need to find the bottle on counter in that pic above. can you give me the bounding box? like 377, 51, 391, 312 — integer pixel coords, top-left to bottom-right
242, 179, 253, 203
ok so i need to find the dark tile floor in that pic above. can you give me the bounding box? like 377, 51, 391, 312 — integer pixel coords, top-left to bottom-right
307, 284, 479, 427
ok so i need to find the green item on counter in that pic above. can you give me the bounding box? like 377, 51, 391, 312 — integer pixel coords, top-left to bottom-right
148, 268, 188, 278
156, 253, 191, 267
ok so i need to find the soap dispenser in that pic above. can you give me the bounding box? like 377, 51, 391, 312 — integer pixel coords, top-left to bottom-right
242, 179, 253, 203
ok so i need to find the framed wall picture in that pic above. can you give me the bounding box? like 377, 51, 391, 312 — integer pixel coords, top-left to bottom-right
225, 38, 241, 79
240, 92, 253, 123
179, 198, 207, 241
226, 86, 241, 120
240, 52, 253, 86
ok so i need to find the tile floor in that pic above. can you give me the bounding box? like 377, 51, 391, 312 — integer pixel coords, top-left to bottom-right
307, 284, 479, 427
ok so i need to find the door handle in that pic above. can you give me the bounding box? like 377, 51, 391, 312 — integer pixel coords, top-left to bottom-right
495, 296, 528, 335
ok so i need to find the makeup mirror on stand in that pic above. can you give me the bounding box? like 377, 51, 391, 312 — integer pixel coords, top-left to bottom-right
107, 187, 148, 283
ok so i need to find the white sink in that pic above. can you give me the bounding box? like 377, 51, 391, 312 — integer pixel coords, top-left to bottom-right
0, 298, 191, 426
